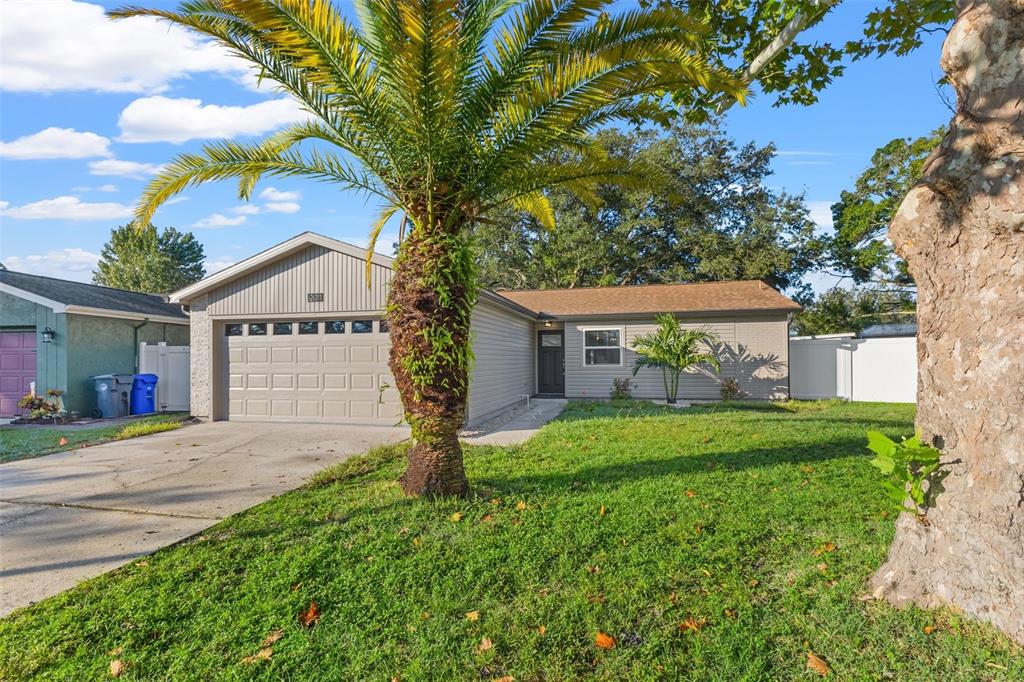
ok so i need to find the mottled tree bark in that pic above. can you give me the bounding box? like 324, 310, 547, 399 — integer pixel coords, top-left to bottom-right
873, 0, 1024, 642
387, 219, 473, 497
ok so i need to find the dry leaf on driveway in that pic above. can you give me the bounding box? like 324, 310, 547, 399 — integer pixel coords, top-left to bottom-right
595, 632, 616, 649
807, 651, 830, 676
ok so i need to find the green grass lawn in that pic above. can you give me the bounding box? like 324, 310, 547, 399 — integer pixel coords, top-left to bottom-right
1, 401, 1021, 680
0, 413, 189, 464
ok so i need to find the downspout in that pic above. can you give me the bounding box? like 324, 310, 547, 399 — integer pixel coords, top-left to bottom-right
133, 318, 150, 372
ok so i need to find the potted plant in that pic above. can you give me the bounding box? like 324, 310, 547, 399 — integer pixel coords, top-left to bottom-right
631, 314, 721, 404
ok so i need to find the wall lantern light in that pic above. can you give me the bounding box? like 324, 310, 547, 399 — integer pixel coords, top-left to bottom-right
41, 327, 56, 344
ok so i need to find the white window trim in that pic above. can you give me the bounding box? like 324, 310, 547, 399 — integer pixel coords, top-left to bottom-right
580, 325, 624, 367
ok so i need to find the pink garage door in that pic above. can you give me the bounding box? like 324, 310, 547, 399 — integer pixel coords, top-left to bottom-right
0, 332, 36, 418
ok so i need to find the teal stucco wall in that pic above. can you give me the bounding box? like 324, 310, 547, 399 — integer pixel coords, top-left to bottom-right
0, 291, 39, 327
0, 292, 68, 402
64, 315, 190, 416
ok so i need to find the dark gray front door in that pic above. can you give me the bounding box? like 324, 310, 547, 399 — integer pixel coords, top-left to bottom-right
537, 330, 564, 395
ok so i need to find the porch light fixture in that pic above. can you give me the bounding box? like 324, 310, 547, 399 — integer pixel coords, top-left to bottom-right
544, 320, 552, 327
41, 327, 56, 344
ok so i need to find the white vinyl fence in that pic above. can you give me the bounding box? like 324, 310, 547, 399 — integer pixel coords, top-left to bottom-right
139, 342, 191, 412
790, 334, 917, 403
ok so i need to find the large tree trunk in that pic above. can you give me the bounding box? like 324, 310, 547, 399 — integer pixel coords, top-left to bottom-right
873, 0, 1024, 643
387, 218, 474, 497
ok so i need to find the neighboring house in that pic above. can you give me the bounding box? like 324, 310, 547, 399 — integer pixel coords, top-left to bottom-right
0, 268, 189, 418
859, 322, 917, 338
171, 232, 801, 427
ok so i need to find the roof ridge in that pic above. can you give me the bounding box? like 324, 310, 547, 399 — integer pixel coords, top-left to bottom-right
0, 269, 170, 300
497, 280, 768, 294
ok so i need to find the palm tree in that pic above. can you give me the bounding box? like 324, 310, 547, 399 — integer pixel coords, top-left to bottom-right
110, 0, 744, 497
631, 313, 720, 403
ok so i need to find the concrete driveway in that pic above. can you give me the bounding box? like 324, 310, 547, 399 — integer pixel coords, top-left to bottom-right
0, 421, 407, 616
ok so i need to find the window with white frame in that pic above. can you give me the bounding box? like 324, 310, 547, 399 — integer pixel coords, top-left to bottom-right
583, 328, 622, 366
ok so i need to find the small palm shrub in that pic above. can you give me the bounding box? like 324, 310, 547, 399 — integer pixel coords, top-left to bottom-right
610, 378, 634, 400
632, 313, 721, 404
719, 378, 747, 401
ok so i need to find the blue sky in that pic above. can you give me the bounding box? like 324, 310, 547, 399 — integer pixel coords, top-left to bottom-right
0, 1, 950, 291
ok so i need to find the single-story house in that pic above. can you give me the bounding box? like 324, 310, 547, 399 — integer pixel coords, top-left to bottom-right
0, 267, 190, 418
170, 232, 800, 427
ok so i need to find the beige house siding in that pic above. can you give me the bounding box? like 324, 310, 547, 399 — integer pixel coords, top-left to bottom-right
467, 297, 535, 425
564, 313, 790, 401
207, 245, 391, 317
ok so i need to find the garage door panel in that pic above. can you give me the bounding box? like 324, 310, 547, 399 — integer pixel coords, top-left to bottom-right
324, 373, 347, 389
271, 373, 294, 389
271, 400, 295, 417
297, 347, 320, 363
224, 322, 400, 424
324, 346, 348, 363
271, 347, 295, 363
350, 346, 376, 363
323, 400, 349, 418
350, 373, 375, 390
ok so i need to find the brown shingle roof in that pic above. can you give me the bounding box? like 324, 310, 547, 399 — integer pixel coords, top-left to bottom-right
493, 280, 801, 317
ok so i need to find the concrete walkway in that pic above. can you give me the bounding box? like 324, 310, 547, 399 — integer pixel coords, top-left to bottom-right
462, 398, 567, 446
0, 421, 407, 616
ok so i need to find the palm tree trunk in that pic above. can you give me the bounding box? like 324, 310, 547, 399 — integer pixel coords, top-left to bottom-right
387, 217, 474, 497
871, 0, 1024, 643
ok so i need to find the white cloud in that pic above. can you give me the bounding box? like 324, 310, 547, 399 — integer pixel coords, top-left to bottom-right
191, 213, 247, 229
0, 196, 133, 221
807, 200, 835, 231
259, 187, 301, 202
88, 158, 163, 179
164, 196, 190, 205
0, 0, 252, 94
204, 257, 237, 274
0, 127, 112, 160
97, 184, 119, 193
2, 248, 101, 282
230, 205, 262, 215
264, 201, 301, 214
118, 96, 307, 144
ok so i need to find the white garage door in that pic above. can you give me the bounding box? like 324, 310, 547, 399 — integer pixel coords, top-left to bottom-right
224, 318, 402, 424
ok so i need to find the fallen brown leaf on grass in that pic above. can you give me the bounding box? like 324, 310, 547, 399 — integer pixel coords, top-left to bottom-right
495, 676, 515, 682
261, 629, 284, 646
475, 637, 494, 654
241, 648, 273, 664
466, 610, 480, 621
807, 651, 830, 676
813, 543, 836, 556
679, 617, 706, 633
299, 601, 321, 628
538, 625, 546, 636
515, 500, 527, 511
598, 505, 606, 516
107, 647, 123, 657
59, 437, 69, 446
923, 625, 934, 635
109, 660, 126, 677
595, 631, 616, 649
451, 511, 464, 522
685, 490, 696, 497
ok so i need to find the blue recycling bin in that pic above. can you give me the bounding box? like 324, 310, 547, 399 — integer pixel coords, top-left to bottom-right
129, 373, 159, 415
